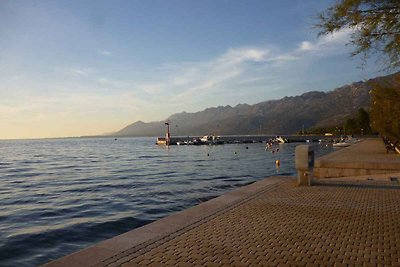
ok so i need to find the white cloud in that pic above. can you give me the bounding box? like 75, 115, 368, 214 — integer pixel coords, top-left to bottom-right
324, 27, 354, 43
144, 31, 358, 109
219, 47, 269, 64
297, 27, 354, 53
299, 41, 315, 51
60, 38, 354, 116
138, 83, 164, 94
1, 29, 361, 138
97, 78, 127, 88
0, 88, 150, 122
134, 47, 270, 104
238, 77, 271, 84
70, 67, 94, 75
97, 50, 112, 56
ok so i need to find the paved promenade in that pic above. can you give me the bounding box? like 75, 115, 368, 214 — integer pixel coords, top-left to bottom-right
45, 174, 400, 266
315, 138, 400, 178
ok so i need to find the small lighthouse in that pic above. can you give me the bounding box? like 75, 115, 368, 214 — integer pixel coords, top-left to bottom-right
156, 121, 172, 145
165, 121, 171, 146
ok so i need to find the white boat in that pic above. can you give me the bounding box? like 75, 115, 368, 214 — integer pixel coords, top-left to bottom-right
200, 135, 212, 142
275, 136, 288, 143
200, 135, 224, 145
332, 142, 352, 147
333, 135, 358, 147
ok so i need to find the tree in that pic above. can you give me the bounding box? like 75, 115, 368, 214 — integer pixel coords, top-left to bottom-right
343, 108, 372, 135
356, 107, 372, 134
369, 80, 400, 139
344, 117, 358, 134
316, 0, 400, 70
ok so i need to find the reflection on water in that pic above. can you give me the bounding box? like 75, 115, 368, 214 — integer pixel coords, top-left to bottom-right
0, 137, 333, 266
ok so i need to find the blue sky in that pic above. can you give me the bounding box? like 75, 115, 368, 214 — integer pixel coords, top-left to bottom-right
0, 0, 383, 139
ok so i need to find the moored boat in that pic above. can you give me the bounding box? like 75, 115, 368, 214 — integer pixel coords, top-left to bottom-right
200, 135, 224, 145
275, 136, 288, 143
332, 141, 352, 147
332, 136, 358, 147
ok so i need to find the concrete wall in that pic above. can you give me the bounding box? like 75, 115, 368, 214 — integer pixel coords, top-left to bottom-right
314, 138, 400, 179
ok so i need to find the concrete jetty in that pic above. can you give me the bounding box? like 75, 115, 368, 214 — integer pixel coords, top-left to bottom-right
315, 138, 400, 178
43, 138, 400, 266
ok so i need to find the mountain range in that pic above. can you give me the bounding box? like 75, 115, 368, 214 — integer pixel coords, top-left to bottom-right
113, 72, 400, 137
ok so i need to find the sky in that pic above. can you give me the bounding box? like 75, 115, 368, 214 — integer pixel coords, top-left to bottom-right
0, 0, 385, 139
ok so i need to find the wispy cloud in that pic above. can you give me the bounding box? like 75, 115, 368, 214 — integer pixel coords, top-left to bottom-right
238, 76, 272, 84
126, 33, 355, 110
134, 47, 271, 104
70, 67, 94, 75
97, 50, 112, 56
138, 83, 165, 94
298, 41, 315, 51
96, 78, 127, 88
0, 27, 360, 138
4, 32, 355, 121
218, 47, 269, 64
0, 88, 150, 122
66, 31, 353, 112
297, 27, 354, 53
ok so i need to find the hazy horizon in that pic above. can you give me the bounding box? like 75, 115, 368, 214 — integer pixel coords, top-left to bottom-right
0, 0, 384, 139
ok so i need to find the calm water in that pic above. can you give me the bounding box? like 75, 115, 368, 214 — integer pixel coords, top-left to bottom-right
0, 137, 333, 266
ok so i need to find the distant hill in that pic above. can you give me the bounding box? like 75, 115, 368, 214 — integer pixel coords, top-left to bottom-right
114, 72, 400, 137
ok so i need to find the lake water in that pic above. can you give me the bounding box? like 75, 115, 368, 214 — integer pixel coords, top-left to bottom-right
0, 137, 333, 266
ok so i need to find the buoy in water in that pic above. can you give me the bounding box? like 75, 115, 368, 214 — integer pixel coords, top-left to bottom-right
275, 159, 280, 167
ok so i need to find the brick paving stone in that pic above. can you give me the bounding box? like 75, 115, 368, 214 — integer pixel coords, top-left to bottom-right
101, 178, 400, 266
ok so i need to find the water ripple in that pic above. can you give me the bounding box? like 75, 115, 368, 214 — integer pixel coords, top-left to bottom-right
0, 137, 332, 266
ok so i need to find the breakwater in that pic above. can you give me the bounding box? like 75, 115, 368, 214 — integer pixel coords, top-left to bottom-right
168, 134, 337, 144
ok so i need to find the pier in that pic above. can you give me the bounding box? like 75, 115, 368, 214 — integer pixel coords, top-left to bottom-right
315, 138, 400, 178
157, 134, 338, 146
43, 138, 400, 266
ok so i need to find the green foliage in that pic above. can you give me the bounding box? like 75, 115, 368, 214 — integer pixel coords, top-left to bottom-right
344, 118, 358, 134
356, 107, 372, 134
305, 126, 345, 135
317, 0, 400, 70
307, 108, 373, 135
345, 108, 372, 134
343, 108, 373, 134
370, 80, 400, 139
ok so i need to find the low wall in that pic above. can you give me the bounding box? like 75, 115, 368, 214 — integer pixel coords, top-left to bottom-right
315, 166, 398, 178
314, 138, 400, 179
